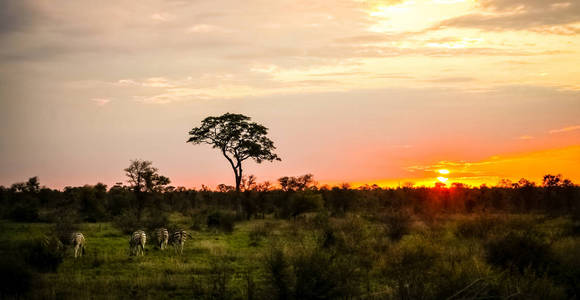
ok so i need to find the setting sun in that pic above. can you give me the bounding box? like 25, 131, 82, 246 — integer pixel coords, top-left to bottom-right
438, 169, 450, 175
437, 176, 449, 183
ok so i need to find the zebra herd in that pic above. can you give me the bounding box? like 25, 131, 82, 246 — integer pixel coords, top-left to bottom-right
70, 228, 192, 258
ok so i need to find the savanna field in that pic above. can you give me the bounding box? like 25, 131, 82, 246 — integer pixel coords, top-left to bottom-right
1, 177, 579, 299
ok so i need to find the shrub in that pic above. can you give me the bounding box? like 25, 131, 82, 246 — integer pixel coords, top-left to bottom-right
112, 209, 169, 235
51, 212, 80, 245
191, 212, 207, 231
207, 255, 234, 299
455, 215, 503, 239
9, 204, 39, 222
264, 247, 293, 300
264, 244, 362, 299
497, 269, 567, 299
0, 260, 34, 298
381, 243, 440, 299
141, 211, 169, 232
380, 209, 412, 241
287, 191, 323, 219
23, 235, 65, 273
207, 211, 236, 233
112, 210, 141, 234
248, 223, 271, 246
485, 231, 553, 273
292, 249, 361, 299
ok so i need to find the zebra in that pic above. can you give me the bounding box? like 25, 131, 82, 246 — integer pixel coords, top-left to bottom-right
156, 228, 169, 250
130, 230, 147, 256
170, 230, 193, 255
71, 232, 85, 258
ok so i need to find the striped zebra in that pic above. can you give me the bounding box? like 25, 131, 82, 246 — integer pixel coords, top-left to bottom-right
71, 232, 85, 258
130, 230, 147, 256
156, 228, 169, 250
170, 230, 193, 255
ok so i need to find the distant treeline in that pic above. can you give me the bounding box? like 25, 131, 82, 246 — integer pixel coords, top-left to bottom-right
1, 173, 579, 226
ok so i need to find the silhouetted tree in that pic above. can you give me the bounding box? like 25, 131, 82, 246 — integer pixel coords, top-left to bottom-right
124, 159, 170, 220
543, 174, 562, 188
187, 113, 281, 192
278, 174, 316, 192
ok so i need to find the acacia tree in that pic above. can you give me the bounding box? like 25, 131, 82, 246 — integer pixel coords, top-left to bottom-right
187, 113, 281, 192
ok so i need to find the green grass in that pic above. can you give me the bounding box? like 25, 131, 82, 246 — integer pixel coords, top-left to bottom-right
1, 213, 579, 299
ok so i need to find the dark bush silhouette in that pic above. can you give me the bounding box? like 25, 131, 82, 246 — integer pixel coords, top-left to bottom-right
265, 247, 293, 300
0, 260, 34, 298
485, 231, 553, 273
23, 235, 65, 273
207, 210, 237, 233
382, 244, 440, 299
380, 209, 412, 241
455, 215, 504, 239
9, 204, 39, 222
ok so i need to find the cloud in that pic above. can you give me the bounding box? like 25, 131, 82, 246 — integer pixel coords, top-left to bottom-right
151, 13, 174, 22
424, 77, 475, 83
0, 0, 44, 36
438, 0, 580, 32
188, 24, 228, 33
91, 98, 111, 106
549, 125, 580, 134
517, 135, 534, 140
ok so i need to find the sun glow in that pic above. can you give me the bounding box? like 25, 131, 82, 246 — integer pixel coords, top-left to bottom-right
367, 0, 476, 33
438, 169, 450, 174
437, 176, 449, 183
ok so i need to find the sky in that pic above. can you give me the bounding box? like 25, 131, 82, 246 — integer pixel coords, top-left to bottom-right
1, 0, 579, 189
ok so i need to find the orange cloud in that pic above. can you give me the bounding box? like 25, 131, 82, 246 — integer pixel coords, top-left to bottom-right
549, 125, 580, 134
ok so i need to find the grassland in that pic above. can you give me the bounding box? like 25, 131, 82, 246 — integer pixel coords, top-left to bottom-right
1, 213, 579, 299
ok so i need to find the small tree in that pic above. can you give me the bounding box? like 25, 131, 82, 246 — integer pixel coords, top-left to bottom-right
187, 113, 281, 192
124, 159, 170, 220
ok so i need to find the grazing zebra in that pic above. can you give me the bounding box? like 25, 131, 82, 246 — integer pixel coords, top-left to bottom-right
170, 230, 193, 255
71, 232, 85, 258
156, 228, 169, 250
130, 230, 147, 256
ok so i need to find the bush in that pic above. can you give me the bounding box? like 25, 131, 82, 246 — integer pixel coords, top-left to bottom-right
23, 235, 65, 273
207, 211, 236, 233
292, 249, 361, 299
264, 244, 362, 299
287, 191, 323, 219
9, 204, 39, 222
112, 210, 141, 234
191, 212, 207, 231
485, 231, 553, 273
207, 255, 234, 299
455, 215, 503, 239
248, 223, 271, 246
264, 247, 293, 300
380, 210, 412, 241
382, 243, 440, 299
51, 212, 80, 245
141, 211, 169, 232
0, 260, 34, 298
112, 209, 168, 234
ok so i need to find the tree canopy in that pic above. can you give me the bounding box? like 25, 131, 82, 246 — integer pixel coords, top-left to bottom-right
124, 159, 170, 193
187, 113, 280, 191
